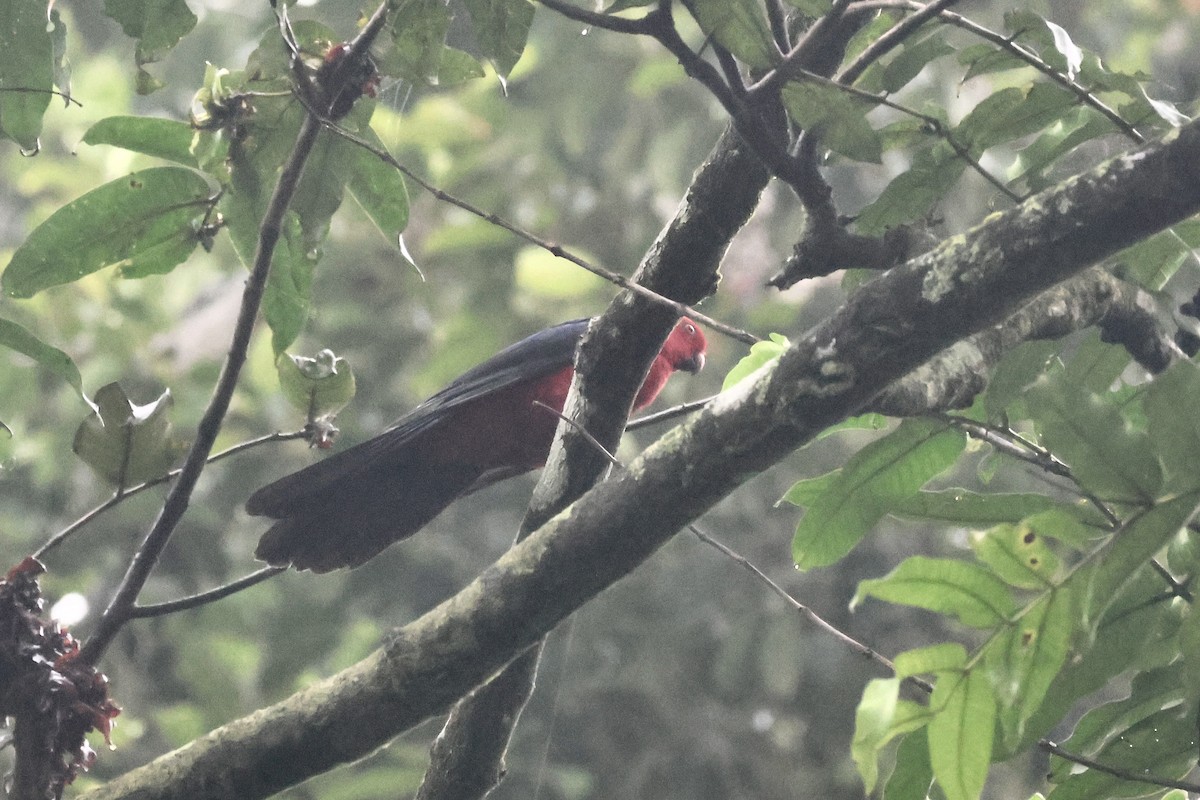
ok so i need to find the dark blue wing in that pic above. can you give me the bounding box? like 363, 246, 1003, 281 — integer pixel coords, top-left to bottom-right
246, 318, 589, 516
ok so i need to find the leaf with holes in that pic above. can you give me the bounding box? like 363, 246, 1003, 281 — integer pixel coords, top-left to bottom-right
972, 522, 1063, 589
3, 167, 214, 297
73, 383, 188, 487
986, 589, 1073, 747
277, 350, 357, 419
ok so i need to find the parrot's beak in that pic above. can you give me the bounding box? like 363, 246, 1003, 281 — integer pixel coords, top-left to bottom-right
678, 352, 705, 374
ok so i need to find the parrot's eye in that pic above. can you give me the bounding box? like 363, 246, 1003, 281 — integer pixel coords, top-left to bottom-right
685, 323, 696, 335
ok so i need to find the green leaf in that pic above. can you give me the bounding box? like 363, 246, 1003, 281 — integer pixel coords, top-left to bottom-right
689, 0, 778, 70
1009, 569, 1178, 755
957, 43, 1029, 83
73, 383, 187, 487
1010, 109, 1117, 192
344, 127, 411, 247
0, 2, 66, 150
879, 32, 956, 94
1052, 663, 1185, 776
889, 489, 1058, 527
884, 729, 934, 800
1118, 226, 1200, 290
986, 589, 1073, 746
1062, 331, 1131, 394
722, 333, 788, 390
0, 317, 85, 396
1080, 492, 1200, 629
462, 0, 535, 79
853, 677, 900, 792
779, 470, 839, 509
260, 213, 316, 355
1003, 11, 1083, 81
971, 522, 1061, 589
435, 48, 487, 86
83, 115, 226, 169
1144, 361, 1200, 493
853, 679, 935, 792
103, 0, 197, 70
216, 22, 375, 352
956, 83, 1078, 154
1179, 604, 1200, 708
854, 557, 1016, 628
1047, 706, 1196, 800
1024, 376, 1162, 503
894, 643, 968, 677
276, 350, 356, 419
983, 339, 1059, 419
3, 167, 213, 297
792, 419, 965, 568
854, 142, 965, 235
781, 81, 882, 163
928, 668, 996, 800
384, 0, 452, 85
1042, 20, 1082, 80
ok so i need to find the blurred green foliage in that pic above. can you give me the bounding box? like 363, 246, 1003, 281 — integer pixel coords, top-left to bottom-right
1, 0, 1199, 799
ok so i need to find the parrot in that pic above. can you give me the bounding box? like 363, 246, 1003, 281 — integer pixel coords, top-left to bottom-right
247, 317, 707, 572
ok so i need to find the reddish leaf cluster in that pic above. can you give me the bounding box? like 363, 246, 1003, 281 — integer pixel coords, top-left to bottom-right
0, 557, 120, 799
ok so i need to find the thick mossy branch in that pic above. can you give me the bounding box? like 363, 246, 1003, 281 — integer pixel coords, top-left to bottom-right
78, 115, 1200, 800
872, 267, 1182, 416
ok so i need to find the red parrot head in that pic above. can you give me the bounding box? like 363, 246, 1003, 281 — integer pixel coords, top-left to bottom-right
665, 317, 707, 375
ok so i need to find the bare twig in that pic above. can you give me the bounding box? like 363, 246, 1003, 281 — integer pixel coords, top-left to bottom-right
1040, 739, 1200, 794
129, 567, 286, 618
837, 0, 964, 85
322, 122, 760, 346
79, 3, 394, 665
544, 402, 935, 694
36, 429, 308, 561
626, 396, 715, 430
0, 86, 82, 108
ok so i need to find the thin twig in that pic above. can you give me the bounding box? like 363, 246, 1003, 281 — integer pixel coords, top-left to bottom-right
36, 429, 309, 561
1040, 739, 1200, 794
79, 2, 394, 665
129, 567, 286, 618
626, 396, 715, 431
688, 524, 935, 694
942, 414, 1194, 603
0, 86, 82, 108
321, 122, 760, 346
535, 0, 657, 35
539, 401, 935, 696
837, 0, 964, 85
789, 66, 1024, 203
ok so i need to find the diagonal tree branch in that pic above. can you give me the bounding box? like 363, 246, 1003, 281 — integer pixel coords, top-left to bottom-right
418, 116, 778, 798
76, 113, 1200, 800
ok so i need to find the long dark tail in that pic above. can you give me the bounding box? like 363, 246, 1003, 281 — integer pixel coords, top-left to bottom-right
252, 462, 484, 572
